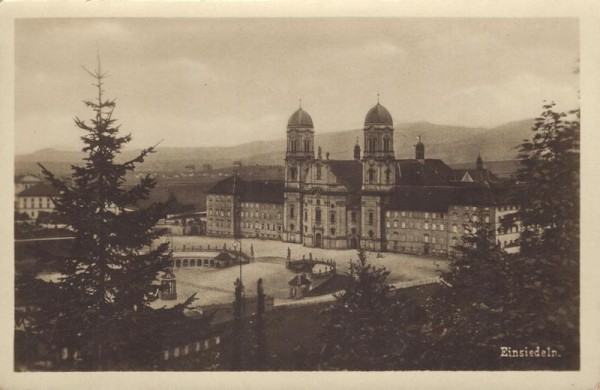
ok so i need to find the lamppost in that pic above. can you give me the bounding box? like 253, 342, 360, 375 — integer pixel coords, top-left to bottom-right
232, 239, 242, 284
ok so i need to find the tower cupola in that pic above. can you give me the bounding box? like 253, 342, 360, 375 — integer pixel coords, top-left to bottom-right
415, 135, 425, 161
354, 137, 361, 159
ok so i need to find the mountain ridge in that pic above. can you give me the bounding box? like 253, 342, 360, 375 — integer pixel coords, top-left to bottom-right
15, 119, 535, 175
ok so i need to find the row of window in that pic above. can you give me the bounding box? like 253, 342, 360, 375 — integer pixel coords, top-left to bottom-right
163, 337, 220, 361
20, 197, 52, 209
210, 220, 231, 228
208, 195, 231, 202
241, 202, 279, 209
366, 136, 392, 152
241, 211, 281, 219
386, 210, 447, 219
498, 225, 522, 234
388, 234, 458, 246
242, 222, 281, 231
367, 168, 392, 184
288, 139, 311, 153
208, 209, 230, 217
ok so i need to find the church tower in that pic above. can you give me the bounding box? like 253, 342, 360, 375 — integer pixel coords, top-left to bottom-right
283, 103, 314, 243
360, 100, 396, 252
361, 101, 396, 191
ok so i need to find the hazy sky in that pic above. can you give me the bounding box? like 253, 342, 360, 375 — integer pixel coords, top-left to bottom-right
15, 18, 579, 154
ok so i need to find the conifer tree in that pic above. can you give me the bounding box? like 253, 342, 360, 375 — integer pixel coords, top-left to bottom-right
319, 248, 421, 370
422, 103, 580, 369
421, 210, 510, 369
33, 60, 173, 369
514, 102, 580, 258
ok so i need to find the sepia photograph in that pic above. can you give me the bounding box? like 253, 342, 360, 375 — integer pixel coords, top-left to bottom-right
2, 2, 599, 389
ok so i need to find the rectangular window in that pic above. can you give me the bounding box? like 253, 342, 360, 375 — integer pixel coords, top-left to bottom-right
425, 212, 429, 218
386, 221, 390, 228
401, 211, 406, 217
386, 211, 391, 217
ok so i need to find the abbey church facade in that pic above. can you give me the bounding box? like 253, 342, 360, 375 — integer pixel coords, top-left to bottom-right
206, 103, 522, 255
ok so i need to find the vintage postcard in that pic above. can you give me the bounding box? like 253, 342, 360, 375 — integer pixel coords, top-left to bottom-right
1, 1, 599, 389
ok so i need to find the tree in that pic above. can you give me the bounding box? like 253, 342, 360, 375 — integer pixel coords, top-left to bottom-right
27, 60, 175, 369
514, 102, 579, 259
421, 211, 511, 369
319, 248, 422, 370
421, 102, 580, 370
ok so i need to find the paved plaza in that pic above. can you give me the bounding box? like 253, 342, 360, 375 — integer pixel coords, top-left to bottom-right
151, 236, 449, 308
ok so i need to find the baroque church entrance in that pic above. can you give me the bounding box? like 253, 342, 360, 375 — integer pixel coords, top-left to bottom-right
315, 233, 322, 248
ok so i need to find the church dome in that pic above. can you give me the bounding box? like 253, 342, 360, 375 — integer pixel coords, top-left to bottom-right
364, 103, 393, 126
287, 108, 313, 128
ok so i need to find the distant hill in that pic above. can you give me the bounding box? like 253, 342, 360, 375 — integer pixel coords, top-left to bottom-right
15, 119, 535, 176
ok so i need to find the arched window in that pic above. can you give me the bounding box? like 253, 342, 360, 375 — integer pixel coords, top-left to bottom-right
383, 137, 390, 151
351, 211, 357, 223
290, 205, 295, 219
290, 223, 295, 231
369, 138, 376, 151
368, 169, 375, 183
304, 139, 310, 152
290, 167, 297, 181
351, 227, 357, 235
368, 230, 374, 238
315, 208, 322, 223
385, 169, 391, 183
368, 212, 374, 225
330, 228, 336, 236
330, 212, 336, 224
316, 164, 322, 180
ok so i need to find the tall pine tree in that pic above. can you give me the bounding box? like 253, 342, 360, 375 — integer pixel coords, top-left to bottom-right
35, 60, 173, 369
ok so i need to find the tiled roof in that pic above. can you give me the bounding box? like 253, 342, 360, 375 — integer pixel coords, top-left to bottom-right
241, 180, 285, 204
206, 175, 245, 195
452, 168, 499, 183
214, 252, 235, 261
395, 159, 454, 186
327, 160, 363, 192
207, 176, 284, 204
15, 174, 42, 183
17, 183, 60, 197
386, 184, 522, 211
